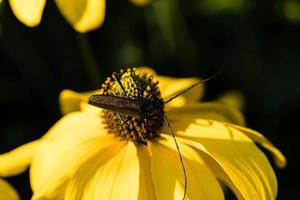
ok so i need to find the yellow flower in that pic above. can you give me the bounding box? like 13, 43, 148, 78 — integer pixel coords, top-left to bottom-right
0, 178, 19, 200
8, 0, 105, 33
129, 0, 150, 7
8, 0, 150, 33
0, 67, 285, 199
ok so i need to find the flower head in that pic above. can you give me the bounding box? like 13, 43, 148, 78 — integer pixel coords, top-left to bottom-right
0, 67, 286, 199
89, 68, 165, 143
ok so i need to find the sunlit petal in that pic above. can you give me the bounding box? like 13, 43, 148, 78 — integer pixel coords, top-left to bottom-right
228, 124, 287, 168
31, 112, 109, 193
59, 89, 98, 115
158, 76, 204, 107
42, 111, 102, 140
64, 140, 126, 200
217, 90, 244, 110
0, 141, 40, 177
32, 135, 117, 199
136, 144, 156, 200
9, 0, 46, 27
166, 102, 245, 126
149, 135, 224, 199
177, 119, 279, 200
81, 142, 139, 200
136, 67, 204, 106
80, 102, 102, 115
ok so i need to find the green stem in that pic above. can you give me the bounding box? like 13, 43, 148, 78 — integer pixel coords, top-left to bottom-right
77, 33, 102, 88
0, 0, 5, 36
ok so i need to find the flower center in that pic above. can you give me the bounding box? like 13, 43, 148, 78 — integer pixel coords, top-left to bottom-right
100, 68, 164, 144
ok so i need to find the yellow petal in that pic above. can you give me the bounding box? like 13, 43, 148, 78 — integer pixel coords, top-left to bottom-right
59, 89, 98, 115
129, 0, 150, 7
136, 67, 204, 106
64, 140, 126, 200
217, 91, 244, 111
9, 0, 46, 27
158, 76, 204, 107
166, 102, 245, 126
177, 119, 280, 200
33, 137, 124, 200
136, 144, 156, 200
30, 112, 109, 193
228, 124, 287, 168
42, 111, 102, 140
81, 142, 139, 200
79, 101, 102, 115
0, 179, 19, 200
149, 136, 224, 200
0, 140, 40, 177
59, 89, 86, 115
55, 0, 105, 33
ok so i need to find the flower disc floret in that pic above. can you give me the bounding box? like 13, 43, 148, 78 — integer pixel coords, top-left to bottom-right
100, 68, 164, 143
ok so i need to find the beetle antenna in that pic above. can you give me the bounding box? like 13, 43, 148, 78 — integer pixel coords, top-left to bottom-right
165, 68, 223, 104
163, 115, 187, 200
112, 72, 127, 96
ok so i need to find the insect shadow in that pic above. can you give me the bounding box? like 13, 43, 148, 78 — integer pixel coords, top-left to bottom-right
88, 69, 222, 200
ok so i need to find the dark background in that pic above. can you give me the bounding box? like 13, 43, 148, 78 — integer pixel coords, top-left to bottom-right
0, 0, 299, 199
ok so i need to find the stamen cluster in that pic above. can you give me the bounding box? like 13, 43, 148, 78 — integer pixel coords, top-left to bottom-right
101, 68, 164, 144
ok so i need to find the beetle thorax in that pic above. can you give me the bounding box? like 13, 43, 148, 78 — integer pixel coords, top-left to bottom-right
100, 68, 164, 144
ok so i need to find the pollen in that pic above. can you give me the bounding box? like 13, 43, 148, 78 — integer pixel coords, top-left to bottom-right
100, 68, 165, 144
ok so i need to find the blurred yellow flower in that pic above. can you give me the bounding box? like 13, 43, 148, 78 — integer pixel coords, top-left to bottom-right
8, 0, 149, 33
0, 178, 19, 200
8, 0, 105, 33
0, 67, 285, 199
129, 0, 150, 7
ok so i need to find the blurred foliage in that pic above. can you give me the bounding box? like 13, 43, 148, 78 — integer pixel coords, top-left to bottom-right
0, 0, 299, 199
283, 0, 300, 22
200, 0, 246, 13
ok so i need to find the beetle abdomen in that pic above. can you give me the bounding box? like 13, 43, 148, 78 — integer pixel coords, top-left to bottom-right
88, 94, 145, 117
